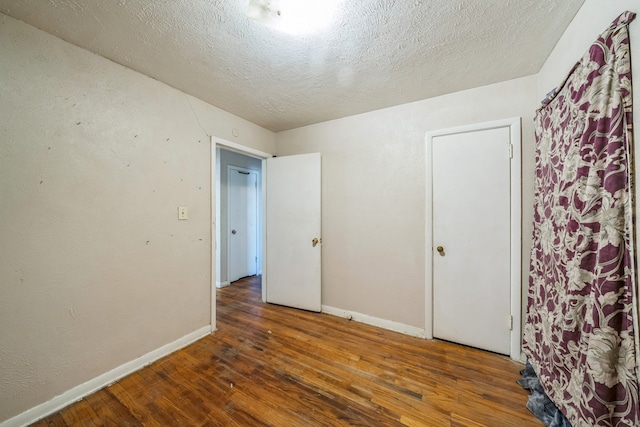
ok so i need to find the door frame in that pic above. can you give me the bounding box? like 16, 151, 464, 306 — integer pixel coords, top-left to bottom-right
227, 165, 260, 283
424, 117, 522, 360
211, 137, 273, 331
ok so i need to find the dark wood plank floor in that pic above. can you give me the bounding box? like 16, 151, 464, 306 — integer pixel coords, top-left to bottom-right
31, 276, 540, 426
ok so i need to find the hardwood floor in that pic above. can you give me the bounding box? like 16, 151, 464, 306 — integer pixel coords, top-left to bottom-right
31, 276, 540, 426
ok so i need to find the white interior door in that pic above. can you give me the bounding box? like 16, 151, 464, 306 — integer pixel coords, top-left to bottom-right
431, 126, 512, 355
228, 167, 258, 282
266, 153, 321, 312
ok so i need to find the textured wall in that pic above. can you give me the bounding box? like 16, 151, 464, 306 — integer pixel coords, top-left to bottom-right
273, 0, 640, 344
0, 13, 273, 423
3, 0, 633, 423
275, 75, 538, 329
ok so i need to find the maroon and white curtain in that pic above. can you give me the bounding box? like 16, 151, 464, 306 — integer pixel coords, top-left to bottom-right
523, 11, 639, 426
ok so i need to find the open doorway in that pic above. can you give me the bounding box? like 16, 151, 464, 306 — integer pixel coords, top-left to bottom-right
211, 138, 322, 330
211, 138, 272, 331
215, 148, 263, 288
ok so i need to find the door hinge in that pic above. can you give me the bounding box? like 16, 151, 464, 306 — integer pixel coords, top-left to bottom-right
508, 144, 513, 159
508, 315, 513, 331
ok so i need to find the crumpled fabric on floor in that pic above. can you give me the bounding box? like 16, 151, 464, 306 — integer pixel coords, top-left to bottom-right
517, 361, 572, 427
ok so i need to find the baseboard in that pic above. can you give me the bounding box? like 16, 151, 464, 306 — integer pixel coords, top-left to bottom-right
1, 326, 211, 427
322, 305, 427, 339
216, 280, 230, 288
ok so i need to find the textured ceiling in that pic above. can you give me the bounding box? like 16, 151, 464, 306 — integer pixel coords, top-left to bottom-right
0, 0, 585, 132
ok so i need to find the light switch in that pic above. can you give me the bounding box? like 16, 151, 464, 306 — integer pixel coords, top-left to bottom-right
178, 206, 188, 220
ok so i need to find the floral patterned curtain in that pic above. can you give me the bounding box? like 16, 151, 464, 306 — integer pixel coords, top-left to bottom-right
523, 11, 638, 427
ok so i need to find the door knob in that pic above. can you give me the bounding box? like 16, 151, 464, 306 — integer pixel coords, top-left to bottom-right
312, 238, 319, 247
436, 246, 444, 253
231, 230, 237, 235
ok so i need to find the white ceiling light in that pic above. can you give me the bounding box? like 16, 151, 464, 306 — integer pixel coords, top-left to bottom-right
246, 0, 342, 35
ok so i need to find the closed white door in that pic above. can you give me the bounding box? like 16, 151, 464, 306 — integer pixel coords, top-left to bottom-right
228, 167, 258, 282
431, 126, 512, 355
266, 153, 321, 312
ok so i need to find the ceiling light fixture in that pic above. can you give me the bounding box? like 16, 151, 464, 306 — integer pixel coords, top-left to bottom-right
246, 0, 342, 35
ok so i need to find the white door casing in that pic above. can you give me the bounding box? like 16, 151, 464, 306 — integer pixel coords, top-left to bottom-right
266, 153, 322, 312
228, 166, 259, 283
425, 118, 522, 360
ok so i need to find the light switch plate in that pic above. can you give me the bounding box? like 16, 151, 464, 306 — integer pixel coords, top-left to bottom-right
178, 206, 188, 220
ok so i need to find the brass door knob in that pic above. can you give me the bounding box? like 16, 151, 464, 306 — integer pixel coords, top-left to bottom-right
312, 238, 319, 247
436, 246, 444, 253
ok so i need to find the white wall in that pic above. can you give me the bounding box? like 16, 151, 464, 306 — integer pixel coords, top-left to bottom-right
3, 1, 637, 423
0, 13, 274, 424
216, 149, 262, 285
275, 0, 640, 339
276, 75, 538, 329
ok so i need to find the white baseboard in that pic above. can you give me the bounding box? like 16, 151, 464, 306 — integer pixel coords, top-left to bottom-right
216, 280, 230, 288
1, 326, 211, 427
322, 305, 427, 339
